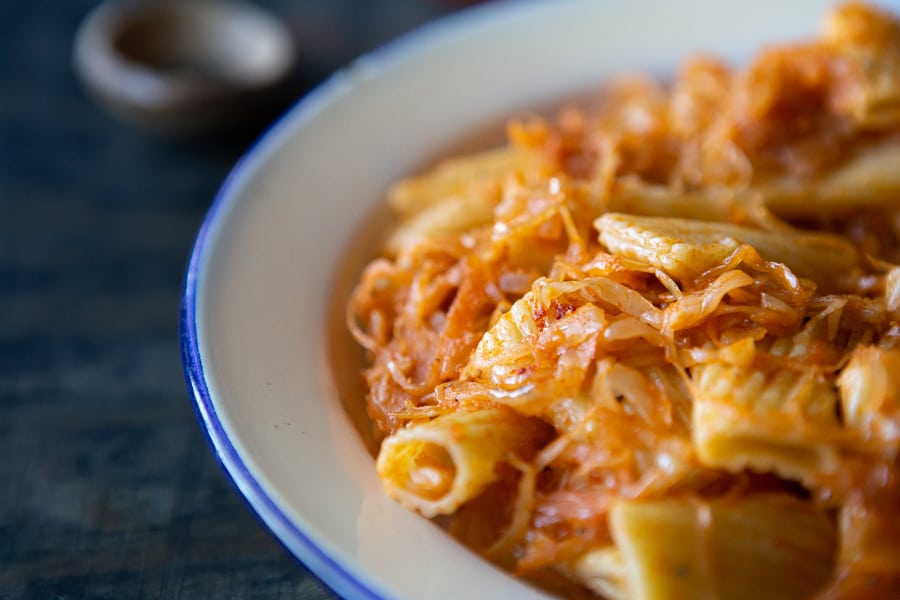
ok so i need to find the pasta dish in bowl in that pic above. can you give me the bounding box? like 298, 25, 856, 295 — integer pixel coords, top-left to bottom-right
347, 3, 900, 598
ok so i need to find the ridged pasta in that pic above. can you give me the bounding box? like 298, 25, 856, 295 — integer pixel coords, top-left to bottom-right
595, 213, 860, 292
375, 407, 550, 518
609, 495, 836, 600
691, 358, 842, 486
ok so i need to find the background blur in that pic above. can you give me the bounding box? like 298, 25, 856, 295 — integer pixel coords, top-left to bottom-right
0, 1, 471, 597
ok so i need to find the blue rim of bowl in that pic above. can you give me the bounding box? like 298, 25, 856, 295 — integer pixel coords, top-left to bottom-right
178, 74, 397, 593
176, 38, 389, 600
180, 255, 379, 598
178, 136, 384, 598
177, 1, 557, 598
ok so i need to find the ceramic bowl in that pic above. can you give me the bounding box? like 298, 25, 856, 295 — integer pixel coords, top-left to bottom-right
181, 0, 852, 597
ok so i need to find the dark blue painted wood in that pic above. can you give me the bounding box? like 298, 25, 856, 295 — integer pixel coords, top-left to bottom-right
0, 1, 457, 597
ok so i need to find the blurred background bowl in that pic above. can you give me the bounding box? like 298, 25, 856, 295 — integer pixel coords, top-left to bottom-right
73, 0, 298, 136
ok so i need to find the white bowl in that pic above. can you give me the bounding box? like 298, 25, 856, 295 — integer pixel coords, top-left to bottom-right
180, 0, 867, 597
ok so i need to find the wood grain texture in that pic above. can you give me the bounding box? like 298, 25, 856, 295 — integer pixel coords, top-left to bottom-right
0, 0, 458, 597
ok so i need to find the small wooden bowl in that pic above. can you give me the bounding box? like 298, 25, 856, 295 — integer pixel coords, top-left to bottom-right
74, 0, 297, 136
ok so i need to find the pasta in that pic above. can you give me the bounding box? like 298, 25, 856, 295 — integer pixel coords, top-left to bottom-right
346, 2, 900, 598
375, 407, 552, 518
614, 495, 838, 600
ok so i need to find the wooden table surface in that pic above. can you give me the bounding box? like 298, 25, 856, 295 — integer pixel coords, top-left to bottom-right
0, 1, 460, 597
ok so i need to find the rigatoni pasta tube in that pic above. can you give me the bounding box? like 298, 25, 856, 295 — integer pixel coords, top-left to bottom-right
387, 146, 524, 218
762, 144, 900, 218
609, 495, 836, 600
384, 189, 498, 256
605, 144, 900, 222
375, 407, 549, 518
691, 360, 842, 485
595, 213, 861, 292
